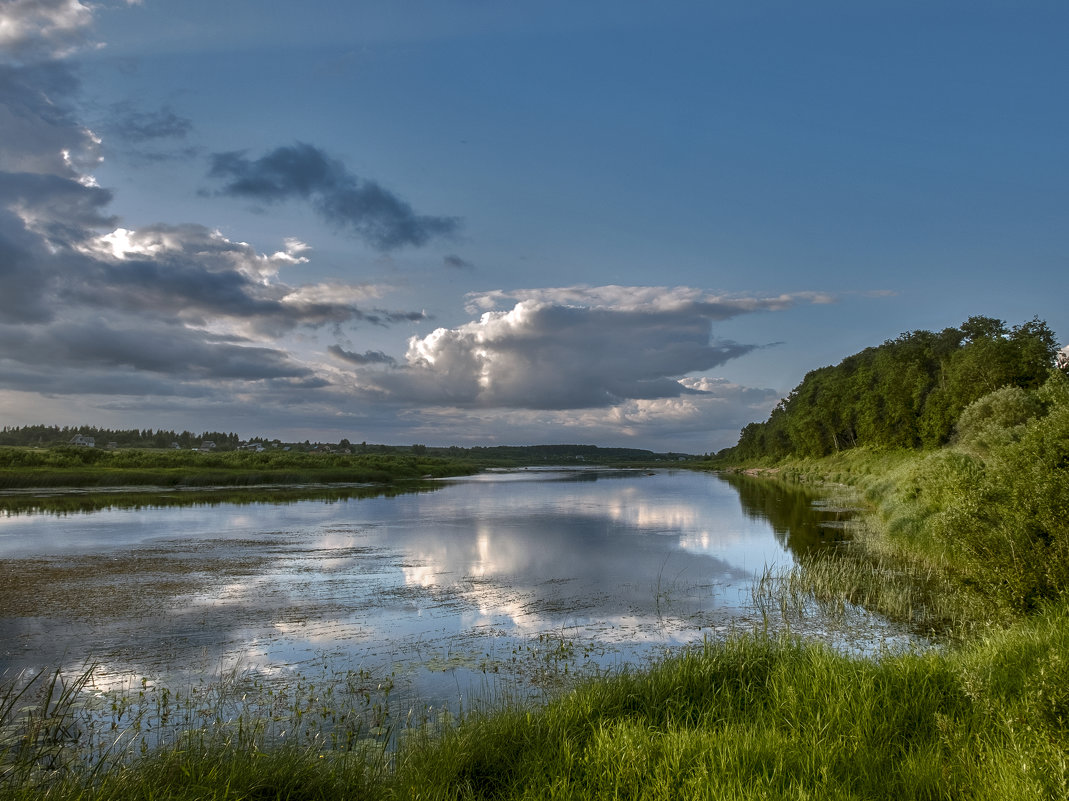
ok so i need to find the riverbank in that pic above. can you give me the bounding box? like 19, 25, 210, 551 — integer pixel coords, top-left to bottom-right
5, 609, 1069, 800
0, 447, 480, 489
715, 428, 1068, 637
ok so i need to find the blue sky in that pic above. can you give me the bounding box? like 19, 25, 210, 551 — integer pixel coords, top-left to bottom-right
1, 0, 1065, 452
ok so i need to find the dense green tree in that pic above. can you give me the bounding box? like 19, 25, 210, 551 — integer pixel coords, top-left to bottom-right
723, 316, 1061, 461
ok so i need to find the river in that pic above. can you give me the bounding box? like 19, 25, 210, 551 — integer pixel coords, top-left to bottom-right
0, 468, 918, 736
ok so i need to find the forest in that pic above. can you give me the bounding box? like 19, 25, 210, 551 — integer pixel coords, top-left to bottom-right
718, 315, 1063, 462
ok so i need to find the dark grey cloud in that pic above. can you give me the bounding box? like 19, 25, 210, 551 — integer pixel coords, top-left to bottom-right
0, 172, 115, 238
0, 212, 53, 323
208, 143, 460, 250
0, 62, 100, 175
83, 257, 281, 320
0, 362, 218, 399
0, 174, 112, 326
352, 309, 427, 327
0, 320, 314, 382
328, 345, 397, 366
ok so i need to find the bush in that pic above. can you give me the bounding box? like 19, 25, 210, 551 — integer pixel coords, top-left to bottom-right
953, 384, 1044, 455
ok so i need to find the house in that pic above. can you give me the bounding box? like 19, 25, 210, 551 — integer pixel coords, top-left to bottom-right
69, 435, 95, 447
198, 440, 217, 452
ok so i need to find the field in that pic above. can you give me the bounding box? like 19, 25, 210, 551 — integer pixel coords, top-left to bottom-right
0, 447, 479, 489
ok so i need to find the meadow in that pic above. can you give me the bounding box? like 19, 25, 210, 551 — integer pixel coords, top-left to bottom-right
0, 447, 479, 489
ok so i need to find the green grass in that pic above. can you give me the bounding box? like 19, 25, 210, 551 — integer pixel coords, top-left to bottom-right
0, 447, 480, 489
5, 618, 1069, 800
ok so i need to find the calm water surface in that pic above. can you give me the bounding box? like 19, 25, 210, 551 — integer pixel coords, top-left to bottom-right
0, 469, 912, 709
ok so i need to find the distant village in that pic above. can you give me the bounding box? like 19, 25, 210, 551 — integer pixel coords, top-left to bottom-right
67, 434, 282, 453
2, 426, 387, 455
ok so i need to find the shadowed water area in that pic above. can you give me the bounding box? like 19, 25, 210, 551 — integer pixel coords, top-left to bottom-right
0, 469, 917, 718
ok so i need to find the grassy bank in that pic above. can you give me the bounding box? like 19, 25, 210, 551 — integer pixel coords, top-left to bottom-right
0, 447, 480, 489
719, 372, 1069, 639
5, 616, 1069, 800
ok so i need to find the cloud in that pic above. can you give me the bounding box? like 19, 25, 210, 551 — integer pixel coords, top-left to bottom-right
96, 102, 199, 164
0, 61, 101, 175
0, 319, 314, 384
345, 286, 827, 410
347, 376, 782, 453
0, 0, 95, 62
208, 142, 460, 250
328, 345, 397, 366
0, 210, 54, 323
1, 171, 115, 242
0, 21, 424, 417
67, 224, 426, 337
464, 285, 835, 316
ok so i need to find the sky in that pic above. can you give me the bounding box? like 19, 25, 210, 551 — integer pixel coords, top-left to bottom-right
1, 0, 1066, 453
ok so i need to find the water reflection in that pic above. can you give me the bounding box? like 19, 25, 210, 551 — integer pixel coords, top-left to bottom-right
718, 472, 853, 556
0, 481, 440, 517
0, 469, 907, 711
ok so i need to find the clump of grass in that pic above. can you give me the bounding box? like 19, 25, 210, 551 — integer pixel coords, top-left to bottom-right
390, 620, 1069, 800
766, 516, 1012, 639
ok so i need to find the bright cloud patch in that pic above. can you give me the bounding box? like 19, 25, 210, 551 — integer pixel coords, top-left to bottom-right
0, 0, 94, 60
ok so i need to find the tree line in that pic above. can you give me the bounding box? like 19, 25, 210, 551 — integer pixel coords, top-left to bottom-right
719, 315, 1062, 461
0, 426, 241, 450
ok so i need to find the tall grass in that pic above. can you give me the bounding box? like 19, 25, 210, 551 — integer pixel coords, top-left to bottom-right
1, 668, 95, 790
8, 620, 1069, 800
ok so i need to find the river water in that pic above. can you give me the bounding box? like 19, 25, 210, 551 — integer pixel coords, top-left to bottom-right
0, 468, 915, 720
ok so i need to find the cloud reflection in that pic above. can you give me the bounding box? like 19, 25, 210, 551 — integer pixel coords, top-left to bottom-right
0, 470, 853, 706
